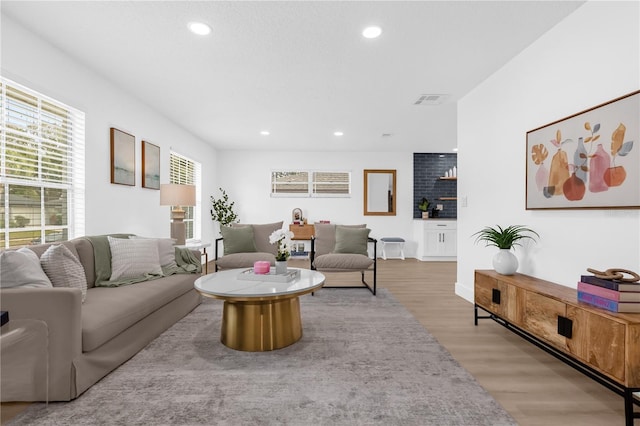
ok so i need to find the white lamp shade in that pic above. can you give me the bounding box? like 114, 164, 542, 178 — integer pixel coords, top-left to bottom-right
160, 184, 196, 206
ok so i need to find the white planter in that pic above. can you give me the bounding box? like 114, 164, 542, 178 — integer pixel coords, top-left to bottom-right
492, 249, 518, 275
275, 261, 288, 275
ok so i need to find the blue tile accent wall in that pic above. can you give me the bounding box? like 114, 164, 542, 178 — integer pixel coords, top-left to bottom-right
413, 153, 457, 219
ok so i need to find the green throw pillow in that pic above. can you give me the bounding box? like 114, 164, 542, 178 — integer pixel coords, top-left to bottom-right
221, 225, 257, 255
333, 226, 370, 256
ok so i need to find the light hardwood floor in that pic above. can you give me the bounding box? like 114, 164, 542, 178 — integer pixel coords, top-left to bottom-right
1, 258, 630, 425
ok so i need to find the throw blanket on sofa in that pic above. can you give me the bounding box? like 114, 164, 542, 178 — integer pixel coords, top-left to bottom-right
86, 235, 201, 287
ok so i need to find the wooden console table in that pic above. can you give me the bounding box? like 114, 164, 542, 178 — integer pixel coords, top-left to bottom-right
474, 270, 640, 425
288, 224, 314, 240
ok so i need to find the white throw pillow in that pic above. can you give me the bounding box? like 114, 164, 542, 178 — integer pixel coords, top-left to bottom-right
40, 244, 88, 302
108, 236, 162, 280
0, 248, 53, 288
128, 236, 177, 269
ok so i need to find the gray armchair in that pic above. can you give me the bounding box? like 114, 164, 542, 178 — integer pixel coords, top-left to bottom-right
214, 221, 283, 271
310, 223, 377, 295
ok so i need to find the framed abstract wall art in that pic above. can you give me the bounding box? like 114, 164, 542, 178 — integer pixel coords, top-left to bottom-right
110, 128, 135, 186
142, 140, 160, 189
526, 90, 639, 210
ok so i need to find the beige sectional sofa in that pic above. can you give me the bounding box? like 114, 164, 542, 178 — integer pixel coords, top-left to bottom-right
0, 236, 202, 401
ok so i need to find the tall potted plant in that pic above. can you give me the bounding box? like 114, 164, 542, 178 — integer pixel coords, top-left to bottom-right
210, 188, 238, 229
473, 225, 539, 275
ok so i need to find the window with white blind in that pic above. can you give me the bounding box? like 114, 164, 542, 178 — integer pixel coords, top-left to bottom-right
1, 77, 85, 248
271, 170, 350, 197
169, 151, 201, 241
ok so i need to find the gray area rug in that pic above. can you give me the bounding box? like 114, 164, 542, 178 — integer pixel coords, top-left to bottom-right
10, 289, 516, 425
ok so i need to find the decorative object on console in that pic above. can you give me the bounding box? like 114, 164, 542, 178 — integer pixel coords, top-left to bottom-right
418, 197, 430, 219
160, 183, 196, 245
110, 128, 135, 186
586, 267, 640, 282
526, 90, 639, 210
473, 225, 539, 275
578, 268, 640, 313
210, 187, 238, 227
141, 140, 160, 190
292, 207, 303, 224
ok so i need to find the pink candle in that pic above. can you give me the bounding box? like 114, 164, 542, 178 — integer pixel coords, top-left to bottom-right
253, 261, 270, 274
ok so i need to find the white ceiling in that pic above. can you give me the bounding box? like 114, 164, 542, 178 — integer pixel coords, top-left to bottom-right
2, 1, 584, 153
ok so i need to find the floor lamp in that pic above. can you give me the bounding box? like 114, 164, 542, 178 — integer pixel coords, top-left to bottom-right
160, 184, 196, 245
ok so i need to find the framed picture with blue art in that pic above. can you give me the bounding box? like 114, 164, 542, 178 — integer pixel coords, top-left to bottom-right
526, 90, 639, 210
110, 127, 135, 186
142, 140, 160, 190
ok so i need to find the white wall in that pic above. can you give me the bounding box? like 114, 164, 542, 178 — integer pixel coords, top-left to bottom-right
216, 150, 420, 254
456, 1, 640, 301
2, 16, 218, 240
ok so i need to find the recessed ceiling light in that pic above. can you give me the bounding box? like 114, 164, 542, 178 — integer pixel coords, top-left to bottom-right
334, 131, 344, 136
260, 131, 270, 136
362, 26, 382, 39
188, 22, 211, 36
452, 148, 458, 152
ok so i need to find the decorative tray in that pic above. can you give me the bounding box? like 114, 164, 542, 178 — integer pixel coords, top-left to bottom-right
237, 268, 300, 283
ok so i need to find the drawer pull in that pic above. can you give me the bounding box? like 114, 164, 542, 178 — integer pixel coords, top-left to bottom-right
492, 288, 501, 304
557, 316, 573, 339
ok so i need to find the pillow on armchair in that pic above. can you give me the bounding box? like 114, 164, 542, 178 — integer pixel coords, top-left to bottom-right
220, 225, 257, 255
333, 226, 371, 256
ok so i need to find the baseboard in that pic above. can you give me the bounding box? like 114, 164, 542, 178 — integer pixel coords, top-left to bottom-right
455, 281, 474, 303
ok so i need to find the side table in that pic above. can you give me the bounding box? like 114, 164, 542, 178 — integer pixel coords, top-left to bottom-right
177, 241, 212, 274
1, 319, 49, 403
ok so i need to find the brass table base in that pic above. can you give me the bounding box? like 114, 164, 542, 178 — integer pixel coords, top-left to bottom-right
221, 297, 302, 351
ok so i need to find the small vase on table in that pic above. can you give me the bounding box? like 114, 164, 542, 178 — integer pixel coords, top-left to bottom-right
275, 261, 288, 275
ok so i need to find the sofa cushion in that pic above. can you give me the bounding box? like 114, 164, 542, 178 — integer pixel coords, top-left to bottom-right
0, 248, 53, 288
221, 225, 257, 255
40, 244, 88, 302
129, 236, 177, 269
108, 236, 162, 280
313, 253, 374, 272
334, 226, 371, 256
215, 252, 276, 270
81, 274, 197, 352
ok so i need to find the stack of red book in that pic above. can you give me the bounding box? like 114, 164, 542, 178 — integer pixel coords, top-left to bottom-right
577, 275, 640, 313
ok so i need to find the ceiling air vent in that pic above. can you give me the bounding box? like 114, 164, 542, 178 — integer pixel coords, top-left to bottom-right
414, 94, 448, 106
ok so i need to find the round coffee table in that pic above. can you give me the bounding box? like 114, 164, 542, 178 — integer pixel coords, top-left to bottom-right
194, 268, 325, 351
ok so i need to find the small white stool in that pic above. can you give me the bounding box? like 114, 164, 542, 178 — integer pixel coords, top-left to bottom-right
380, 237, 405, 260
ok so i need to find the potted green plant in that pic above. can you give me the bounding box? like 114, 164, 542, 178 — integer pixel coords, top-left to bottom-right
473, 225, 539, 275
210, 188, 238, 228
418, 197, 430, 219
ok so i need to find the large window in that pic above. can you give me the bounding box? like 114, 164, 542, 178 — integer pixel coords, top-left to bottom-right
169, 151, 201, 241
271, 171, 350, 197
1, 78, 85, 248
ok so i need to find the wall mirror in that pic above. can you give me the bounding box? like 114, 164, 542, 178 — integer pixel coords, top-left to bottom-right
364, 169, 396, 216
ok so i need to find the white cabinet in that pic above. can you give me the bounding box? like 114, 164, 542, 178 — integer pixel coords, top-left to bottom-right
414, 220, 457, 261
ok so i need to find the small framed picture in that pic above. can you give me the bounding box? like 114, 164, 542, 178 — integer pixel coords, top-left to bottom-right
110, 128, 135, 186
142, 140, 160, 190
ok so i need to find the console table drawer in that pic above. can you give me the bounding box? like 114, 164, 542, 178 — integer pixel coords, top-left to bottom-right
523, 291, 567, 350
567, 307, 626, 382
474, 272, 522, 324
289, 224, 314, 240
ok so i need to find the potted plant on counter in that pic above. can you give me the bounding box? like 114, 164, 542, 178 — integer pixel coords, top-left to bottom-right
418, 197, 430, 219
473, 225, 539, 275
